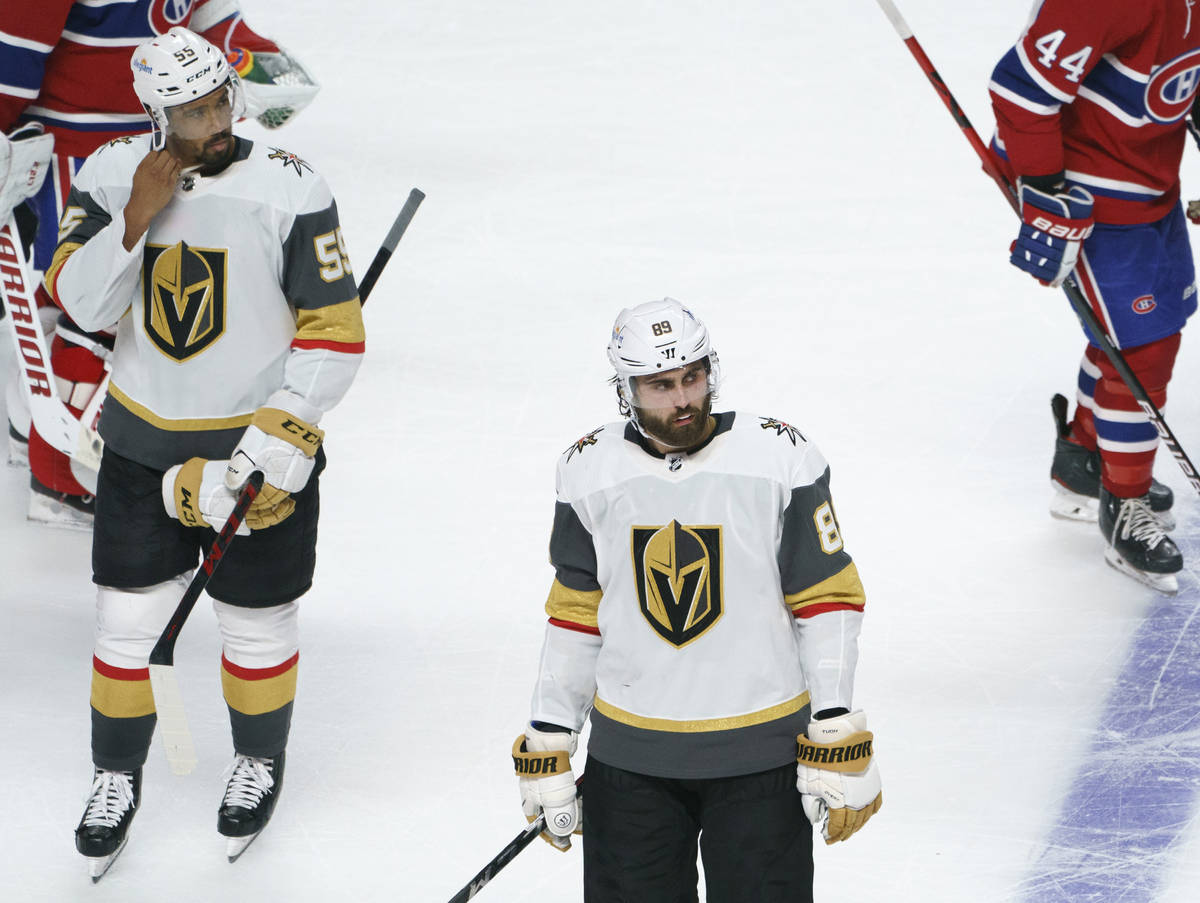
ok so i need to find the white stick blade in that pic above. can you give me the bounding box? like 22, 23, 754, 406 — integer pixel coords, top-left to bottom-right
874, 0, 914, 39
148, 663, 198, 775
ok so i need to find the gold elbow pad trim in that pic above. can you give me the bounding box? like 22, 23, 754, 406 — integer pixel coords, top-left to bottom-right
512, 735, 571, 778
251, 407, 325, 455
796, 730, 875, 773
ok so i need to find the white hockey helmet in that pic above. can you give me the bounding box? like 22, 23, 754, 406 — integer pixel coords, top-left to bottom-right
131, 27, 245, 150
607, 298, 721, 421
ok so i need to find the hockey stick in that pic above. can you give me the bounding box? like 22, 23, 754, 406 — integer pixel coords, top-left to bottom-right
147, 188, 426, 775
0, 214, 80, 458
874, 0, 1200, 496
446, 777, 584, 903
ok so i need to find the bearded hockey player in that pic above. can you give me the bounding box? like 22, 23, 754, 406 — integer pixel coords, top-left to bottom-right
512, 299, 882, 902
990, 0, 1199, 592
46, 28, 362, 879
0, 0, 318, 529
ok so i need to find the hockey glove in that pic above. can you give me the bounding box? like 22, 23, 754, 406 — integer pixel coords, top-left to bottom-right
163, 458, 251, 534
0, 123, 53, 214
796, 710, 882, 844
513, 726, 582, 851
230, 47, 320, 129
226, 398, 323, 505
1010, 182, 1094, 288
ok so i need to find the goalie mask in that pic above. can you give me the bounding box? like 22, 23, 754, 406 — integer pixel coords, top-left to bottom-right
131, 27, 246, 151
607, 298, 721, 445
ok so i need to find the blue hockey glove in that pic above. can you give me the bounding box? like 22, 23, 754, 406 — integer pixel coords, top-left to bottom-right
1010, 182, 1094, 288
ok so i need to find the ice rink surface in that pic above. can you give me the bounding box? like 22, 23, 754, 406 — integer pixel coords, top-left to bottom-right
5, 1, 1200, 900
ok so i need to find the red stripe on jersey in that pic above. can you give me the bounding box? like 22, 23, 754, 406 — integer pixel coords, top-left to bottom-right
792, 602, 865, 619
548, 617, 601, 636
291, 338, 365, 353
220, 651, 299, 680
92, 655, 149, 681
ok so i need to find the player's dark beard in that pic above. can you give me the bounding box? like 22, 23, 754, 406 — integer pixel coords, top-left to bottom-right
196, 129, 235, 172
636, 394, 713, 450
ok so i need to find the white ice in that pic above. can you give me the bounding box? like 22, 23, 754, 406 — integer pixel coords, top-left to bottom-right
5, 1, 1200, 900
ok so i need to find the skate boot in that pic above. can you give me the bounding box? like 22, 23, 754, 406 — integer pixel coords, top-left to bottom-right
75, 767, 141, 883
27, 475, 94, 531
1099, 487, 1183, 594
7, 422, 28, 468
1049, 394, 1174, 529
218, 751, 285, 862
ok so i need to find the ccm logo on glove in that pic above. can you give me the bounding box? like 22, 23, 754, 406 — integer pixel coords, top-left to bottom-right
279, 417, 321, 452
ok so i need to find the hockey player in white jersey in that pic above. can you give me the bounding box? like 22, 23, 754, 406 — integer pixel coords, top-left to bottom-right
512, 299, 882, 902
44, 28, 364, 879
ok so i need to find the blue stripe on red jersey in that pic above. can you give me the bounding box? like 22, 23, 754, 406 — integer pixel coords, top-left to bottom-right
990, 47, 1062, 112
63, 0, 196, 42
0, 43, 48, 94
1082, 58, 1150, 125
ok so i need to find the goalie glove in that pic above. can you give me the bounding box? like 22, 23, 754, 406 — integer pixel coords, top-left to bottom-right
0, 123, 53, 214
225, 394, 323, 504
796, 710, 882, 844
227, 47, 320, 129
513, 725, 582, 851
1010, 180, 1094, 288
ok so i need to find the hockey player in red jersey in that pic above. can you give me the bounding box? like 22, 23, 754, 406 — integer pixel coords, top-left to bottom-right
0, 1, 318, 529
512, 299, 882, 902
52, 28, 359, 879
990, 0, 1200, 593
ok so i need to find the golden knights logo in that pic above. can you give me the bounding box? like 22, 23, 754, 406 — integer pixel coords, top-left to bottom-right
143, 241, 227, 362
631, 521, 724, 647
760, 416, 805, 445
267, 147, 313, 177
565, 427, 603, 461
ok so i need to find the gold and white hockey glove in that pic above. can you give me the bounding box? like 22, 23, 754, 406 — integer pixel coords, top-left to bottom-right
796, 710, 882, 844
163, 458, 250, 534
225, 395, 323, 513
513, 726, 582, 851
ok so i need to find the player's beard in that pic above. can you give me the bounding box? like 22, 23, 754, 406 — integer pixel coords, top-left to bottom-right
196, 128, 235, 172
636, 393, 714, 451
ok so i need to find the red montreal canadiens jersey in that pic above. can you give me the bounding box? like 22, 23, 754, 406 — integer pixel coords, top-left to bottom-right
989, 0, 1200, 224
0, 1, 277, 158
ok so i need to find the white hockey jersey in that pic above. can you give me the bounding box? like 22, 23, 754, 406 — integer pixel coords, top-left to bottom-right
45, 134, 363, 469
531, 412, 867, 780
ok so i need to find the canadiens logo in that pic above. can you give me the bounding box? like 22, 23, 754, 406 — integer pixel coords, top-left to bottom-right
759, 416, 805, 445
1145, 48, 1200, 123
267, 147, 313, 176
1132, 294, 1157, 314
631, 521, 724, 648
148, 0, 194, 35
565, 427, 603, 461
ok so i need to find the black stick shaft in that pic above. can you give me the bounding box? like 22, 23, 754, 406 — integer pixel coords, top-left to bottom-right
875, 0, 1200, 496
357, 188, 425, 302
148, 471, 263, 667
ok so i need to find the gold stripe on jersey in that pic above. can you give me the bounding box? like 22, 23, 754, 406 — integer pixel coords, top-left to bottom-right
593, 691, 810, 733
90, 670, 155, 719
785, 562, 866, 613
108, 382, 253, 431
43, 240, 84, 302
221, 660, 299, 716
546, 578, 602, 627
295, 298, 366, 344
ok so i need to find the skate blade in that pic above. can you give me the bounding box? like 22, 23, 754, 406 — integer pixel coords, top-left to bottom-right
1103, 547, 1180, 595
1049, 485, 1098, 522
27, 490, 93, 532
86, 836, 128, 883
226, 830, 262, 863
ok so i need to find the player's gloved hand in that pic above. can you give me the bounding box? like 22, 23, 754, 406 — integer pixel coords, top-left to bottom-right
163, 458, 251, 535
227, 47, 320, 129
1187, 199, 1200, 225
513, 725, 582, 851
0, 123, 53, 214
796, 710, 882, 844
1010, 181, 1094, 288
225, 394, 323, 512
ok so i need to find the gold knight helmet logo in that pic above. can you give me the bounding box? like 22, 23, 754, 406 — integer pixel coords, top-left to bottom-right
143, 241, 227, 361
631, 521, 724, 647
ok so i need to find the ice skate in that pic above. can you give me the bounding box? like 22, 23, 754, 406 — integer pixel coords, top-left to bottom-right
75, 767, 140, 883
7, 422, 28, 467
218, 751, 285, 862
27, 476, 94, 531
1049, 394, 1174, 529
1099, 487, 1183, 594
